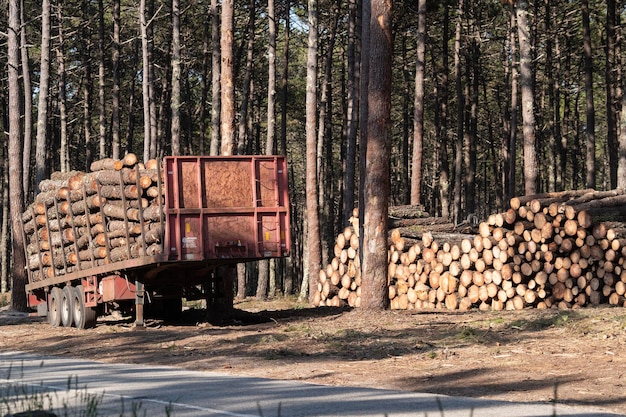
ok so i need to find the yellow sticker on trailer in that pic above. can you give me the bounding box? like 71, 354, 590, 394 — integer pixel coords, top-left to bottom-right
265, 231, 270, 241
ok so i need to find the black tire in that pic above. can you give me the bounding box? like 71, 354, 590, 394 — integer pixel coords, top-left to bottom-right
60, 286, 74, 327
72, 285, 97, 329
48, 287, 63, 327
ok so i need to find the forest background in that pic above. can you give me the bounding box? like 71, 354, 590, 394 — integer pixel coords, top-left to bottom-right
2, 0, 626, 309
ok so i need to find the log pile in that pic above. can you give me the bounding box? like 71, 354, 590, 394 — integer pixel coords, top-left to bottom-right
314, 189, 626, 311
22, 154, 165, 283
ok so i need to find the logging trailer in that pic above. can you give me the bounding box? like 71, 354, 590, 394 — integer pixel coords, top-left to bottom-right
21, 155, 291, 329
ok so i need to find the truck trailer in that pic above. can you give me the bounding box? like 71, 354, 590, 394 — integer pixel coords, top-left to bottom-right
21, 155, 291, 329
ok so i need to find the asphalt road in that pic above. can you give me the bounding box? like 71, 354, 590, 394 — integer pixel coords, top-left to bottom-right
0, 351, 623, 417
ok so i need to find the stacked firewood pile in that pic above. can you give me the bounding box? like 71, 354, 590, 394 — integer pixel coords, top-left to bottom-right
22, 154, 165, 283
314, 189, 626, 311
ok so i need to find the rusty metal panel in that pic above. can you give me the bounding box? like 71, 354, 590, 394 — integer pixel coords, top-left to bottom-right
164, 156, 290, 262
101, 275, 136, 302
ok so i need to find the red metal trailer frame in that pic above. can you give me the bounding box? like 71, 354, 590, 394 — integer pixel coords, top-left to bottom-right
22, 155, 291, 328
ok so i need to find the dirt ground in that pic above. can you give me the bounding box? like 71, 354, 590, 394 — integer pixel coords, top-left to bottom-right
1, 298, 626, 416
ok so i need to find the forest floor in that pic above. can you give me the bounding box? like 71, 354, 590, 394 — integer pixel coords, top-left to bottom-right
1, 297, 626, 416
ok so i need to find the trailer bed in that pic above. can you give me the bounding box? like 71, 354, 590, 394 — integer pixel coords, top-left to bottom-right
21, 155, 291, 327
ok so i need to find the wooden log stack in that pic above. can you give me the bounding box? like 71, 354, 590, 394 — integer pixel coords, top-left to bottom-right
21, 154, 165, 283
314, 189, 626, 311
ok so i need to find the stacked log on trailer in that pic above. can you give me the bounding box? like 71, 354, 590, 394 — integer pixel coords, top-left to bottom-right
22, 154, 165, 283
314, 189, 626, 311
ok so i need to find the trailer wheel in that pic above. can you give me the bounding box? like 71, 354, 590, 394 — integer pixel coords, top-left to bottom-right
60, 286, 74, 327
49, 287, 63, 327
72, 285, 97, 329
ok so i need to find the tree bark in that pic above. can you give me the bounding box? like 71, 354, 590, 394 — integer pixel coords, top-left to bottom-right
305, 0, 321, 304
256, 0, 278, 299
1, 144, 9, 293
236, 0, 255, 155
516, 0, 538, 195
210, 0, 221, 156
140, 0, 152, 162
605, 0, 617, 188
582, 0, 595, 189
55, 4, 69, 172
279, 0, 290, 156
8, 0, 27, 310
20, 0, 32, 197
410, 0, 426, 206
112, 0, 121, 159
437, 4, 451, 219
35, 0, 51, 187
361, 0, 392, 310
170, 0, 181, 156
342, 0, 358, 226
453, 0, 464, 224
98, 0, 106, 159
507, 1, 518, 200
619, 89, 626, 189
220, 0, 235, 156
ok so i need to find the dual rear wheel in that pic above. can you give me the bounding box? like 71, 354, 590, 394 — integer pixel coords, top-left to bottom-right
48, 285, 97, 329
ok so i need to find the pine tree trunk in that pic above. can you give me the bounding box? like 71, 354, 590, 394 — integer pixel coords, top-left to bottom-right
140, 0, 152, 162
20, 0, 32, 197
98, 0, 106, 159
411, 0, 426, 206
0, 150, 9, 293
279, 0, 290, 156
582, 0, 595, 188
8, 0, 27, 310
237, 0, 255, 154
361, 0, 392, 310
453, 0, 464, 225
112, 0, 121, 159
35, 0, 51, 186
55, 3, 69, 172
220, 0, 235, 156
170, 0, 181, 156
516, 0, 538, 195
342, 0, 358, 226
210, 0, 221, 156
305, 0, 321, 304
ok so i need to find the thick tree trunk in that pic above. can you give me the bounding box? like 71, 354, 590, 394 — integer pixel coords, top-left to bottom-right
507, 2, 518, 201
453, 0, 464, 225
1, 146, 9, 293
279, 0, 290, 156
342, 0, 358, 226
8, 0, 27, 310
112, 0, 121, 159
358, 0, 371, 243
582, 0, 595, 189
437, 5, 451, 219
140, 0, 152, 162
170, 0, 181, 156
305, 0, 321, 304
35, 0, 51, 187
20, 0, 32, 197
516, 0, 538, 195
410, 0, 426, 206
605, 0, 617, 188
236, 0, 255, 155
210, 0, 221, 156
220, 0, 235, 156
98, 0, 106, 159
361, 0, 392, 310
